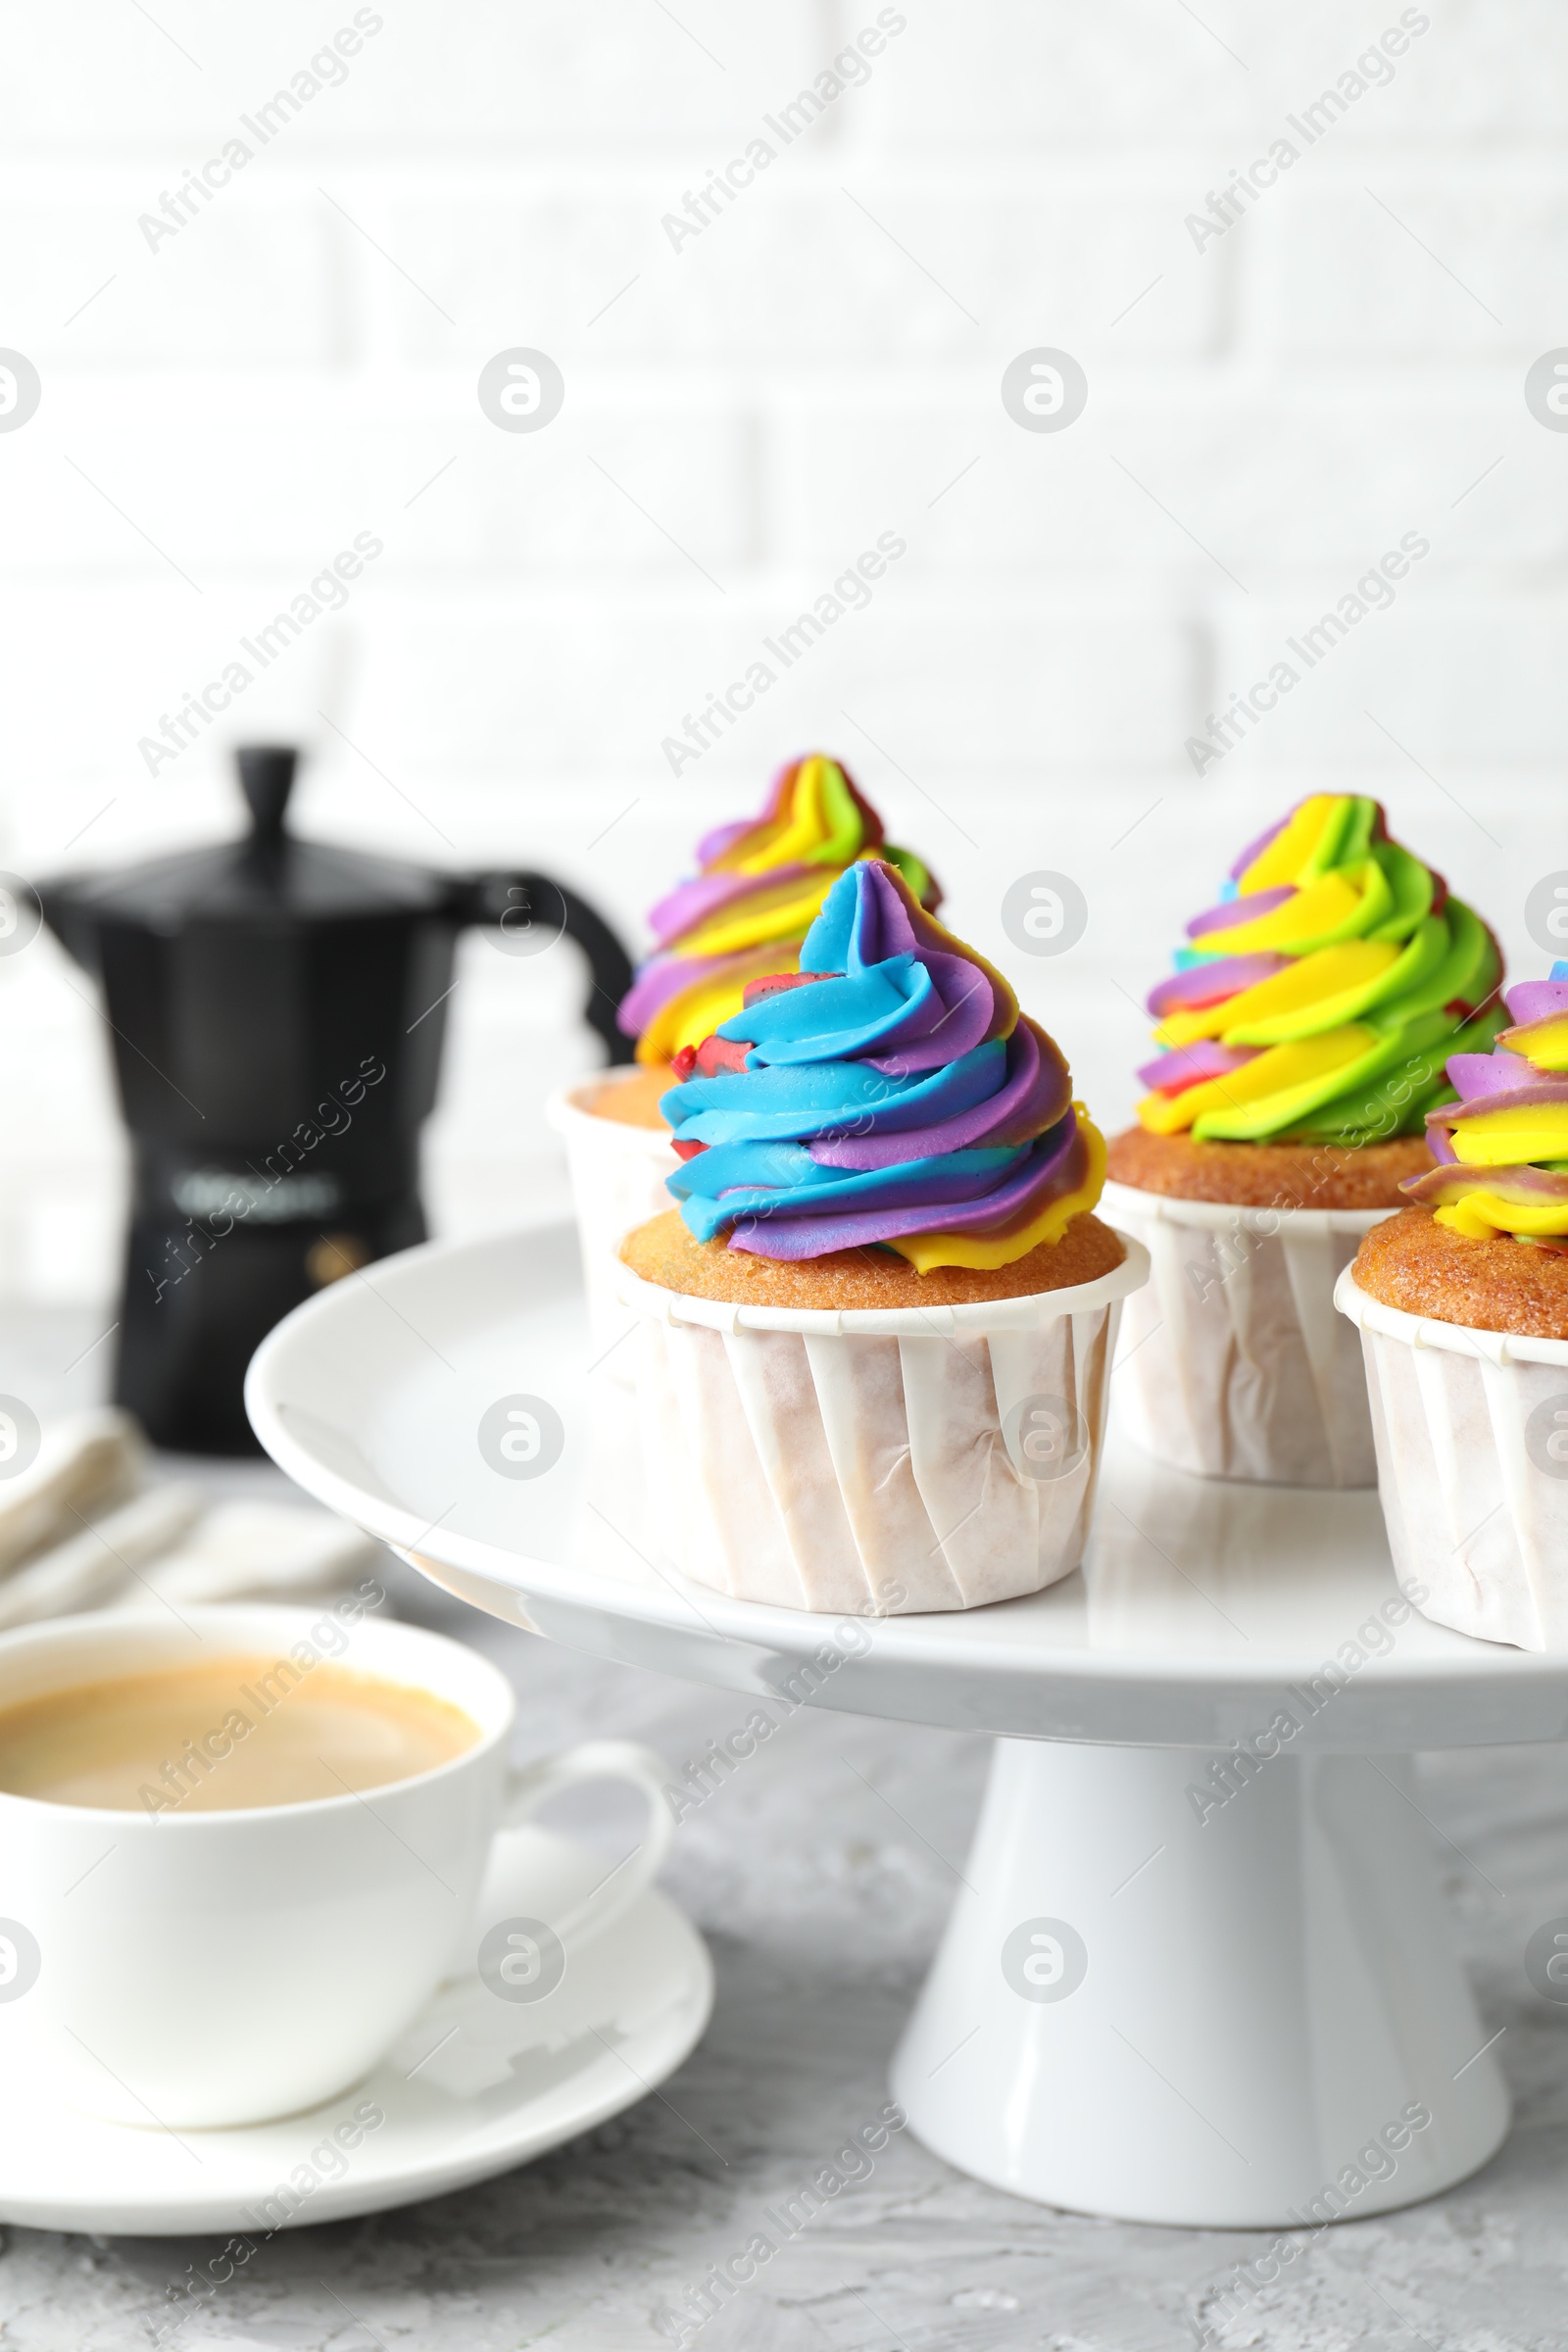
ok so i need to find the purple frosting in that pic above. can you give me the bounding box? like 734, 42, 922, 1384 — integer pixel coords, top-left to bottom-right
1430, 1080, 1568, 1123
728, 1110, 1087, 1260
1406, 1161, 1568, 1206
1137, 1041, 1257, 1093
648, 862, 817, 948
1504, 980, 1568, 1025
1187, 886, 1294, 941
808, 1019, 1071, 1170
1147, 954, 1288, 1019
1446, 1053, 1541, 1102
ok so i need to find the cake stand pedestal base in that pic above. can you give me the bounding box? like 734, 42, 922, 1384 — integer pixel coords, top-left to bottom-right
891, 1738, 1509, 2228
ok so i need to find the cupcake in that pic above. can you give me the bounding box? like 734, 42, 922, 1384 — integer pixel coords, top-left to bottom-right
619, 751, 938, 1069
613, 858, 1149, 1615
1102, 794, 1505, 1487
550, 754, 937, 1360
1338, 966, 1568, 1649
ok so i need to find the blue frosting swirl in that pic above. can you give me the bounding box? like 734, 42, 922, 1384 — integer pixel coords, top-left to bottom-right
654, 859, 1098, 1268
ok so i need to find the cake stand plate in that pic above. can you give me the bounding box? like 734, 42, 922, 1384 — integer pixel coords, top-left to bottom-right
247, 1225, 1560, 2228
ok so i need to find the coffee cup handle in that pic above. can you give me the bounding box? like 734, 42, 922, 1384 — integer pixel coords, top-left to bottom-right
497, 1739, 676, 1949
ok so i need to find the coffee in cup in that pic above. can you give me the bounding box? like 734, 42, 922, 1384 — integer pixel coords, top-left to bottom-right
0, 1656, 479, 1813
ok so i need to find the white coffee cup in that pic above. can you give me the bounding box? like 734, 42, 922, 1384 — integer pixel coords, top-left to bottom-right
0, 1600, 674, 2130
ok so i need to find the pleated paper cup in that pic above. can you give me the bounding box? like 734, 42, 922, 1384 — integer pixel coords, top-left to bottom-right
547, 1075, 678, 1372
613, 1237, 1150, 1616
1101, 1179, 1393, 1490
1336, 1268, 1568, 1651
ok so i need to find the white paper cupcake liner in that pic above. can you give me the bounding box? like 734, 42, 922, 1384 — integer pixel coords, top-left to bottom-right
1336, 1268, 1568, 1651
546, 1075, 678, 1372
1101, 1180, 1394, 1490
614, 1238, 1150, 1615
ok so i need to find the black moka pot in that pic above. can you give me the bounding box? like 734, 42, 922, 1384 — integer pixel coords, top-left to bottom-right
40, 747, 633, 1454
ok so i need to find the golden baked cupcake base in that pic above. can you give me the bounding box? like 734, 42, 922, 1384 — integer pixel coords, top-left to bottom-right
1104, 1127, 1433, 1211
1351, 1206, 1568, 1344
618, 1208, 1125, 1310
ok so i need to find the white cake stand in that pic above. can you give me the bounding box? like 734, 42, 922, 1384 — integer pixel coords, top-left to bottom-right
246, 1225, 1564, 2230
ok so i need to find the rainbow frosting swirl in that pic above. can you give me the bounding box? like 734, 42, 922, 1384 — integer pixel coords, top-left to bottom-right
1403, 964, 1568, 1244
1136, 793, 1505, 1145
658, 858, 1105, 1270
616, 754, 937, 1066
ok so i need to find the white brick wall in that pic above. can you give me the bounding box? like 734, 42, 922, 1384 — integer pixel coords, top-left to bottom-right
2, 0, 1564, 1305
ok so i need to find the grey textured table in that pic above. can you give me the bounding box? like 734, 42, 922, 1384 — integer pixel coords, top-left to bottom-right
1, 1312, 1566, 2349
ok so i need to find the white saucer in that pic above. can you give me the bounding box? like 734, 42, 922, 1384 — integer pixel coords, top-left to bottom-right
0, 1828, 711, 2236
